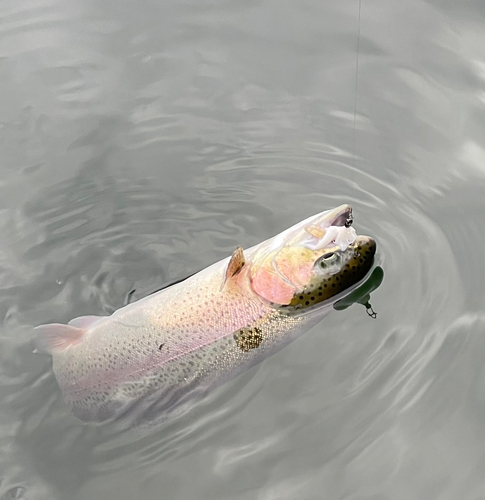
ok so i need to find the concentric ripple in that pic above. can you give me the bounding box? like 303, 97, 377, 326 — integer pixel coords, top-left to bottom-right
1, 0, 485, 498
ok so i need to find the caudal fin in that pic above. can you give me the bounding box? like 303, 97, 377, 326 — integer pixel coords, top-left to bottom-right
34, 323, 85, 354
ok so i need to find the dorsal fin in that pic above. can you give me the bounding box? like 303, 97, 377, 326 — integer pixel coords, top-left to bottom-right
68, 315, 101, 329
222, 246, 245, 289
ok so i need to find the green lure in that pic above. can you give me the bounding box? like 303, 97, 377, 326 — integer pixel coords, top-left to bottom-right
333, 266, 384, 318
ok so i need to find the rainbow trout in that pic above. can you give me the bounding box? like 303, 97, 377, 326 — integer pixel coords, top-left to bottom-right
35, 205, 376, 426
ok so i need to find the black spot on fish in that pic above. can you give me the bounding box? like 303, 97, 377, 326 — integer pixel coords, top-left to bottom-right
234, 327, 263, 352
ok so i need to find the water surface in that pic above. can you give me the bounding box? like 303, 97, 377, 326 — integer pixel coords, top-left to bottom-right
1, 0, 485, 499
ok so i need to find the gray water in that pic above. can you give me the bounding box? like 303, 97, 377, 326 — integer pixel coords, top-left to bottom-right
1, 0, 485, 498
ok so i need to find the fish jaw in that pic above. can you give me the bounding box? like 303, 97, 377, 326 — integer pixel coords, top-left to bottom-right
246, 205, 355, 261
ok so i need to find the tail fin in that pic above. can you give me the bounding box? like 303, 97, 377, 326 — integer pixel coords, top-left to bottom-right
34, 323, 85, 354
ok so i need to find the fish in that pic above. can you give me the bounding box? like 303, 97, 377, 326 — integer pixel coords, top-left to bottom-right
35, 204, 376, 427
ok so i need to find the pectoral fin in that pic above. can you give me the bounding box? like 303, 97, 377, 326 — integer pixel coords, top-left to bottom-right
222, 246, 245, 290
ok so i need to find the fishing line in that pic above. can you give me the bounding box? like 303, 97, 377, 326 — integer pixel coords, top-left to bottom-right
353, 0, 362, 159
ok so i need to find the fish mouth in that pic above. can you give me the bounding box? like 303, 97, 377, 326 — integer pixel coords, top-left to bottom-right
357, 235, 377, 259
328, 204, 353, 228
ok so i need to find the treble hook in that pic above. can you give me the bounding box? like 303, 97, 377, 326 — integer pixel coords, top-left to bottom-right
363, 301, 377, 319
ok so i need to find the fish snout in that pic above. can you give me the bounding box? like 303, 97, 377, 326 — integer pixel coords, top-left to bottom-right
353, 235, 376, 267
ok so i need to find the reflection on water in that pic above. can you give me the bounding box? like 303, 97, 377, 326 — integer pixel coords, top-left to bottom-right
1, 0, 485, 498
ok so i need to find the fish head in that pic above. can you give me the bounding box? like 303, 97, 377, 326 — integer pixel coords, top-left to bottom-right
246, 205, 376, 310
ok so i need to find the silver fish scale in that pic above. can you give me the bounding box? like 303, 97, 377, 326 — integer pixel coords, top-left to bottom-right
52, 266, 309, 423
119, 312, 305, 427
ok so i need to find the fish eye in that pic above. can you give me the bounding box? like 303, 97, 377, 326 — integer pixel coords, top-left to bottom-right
319, 252, 339, 268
